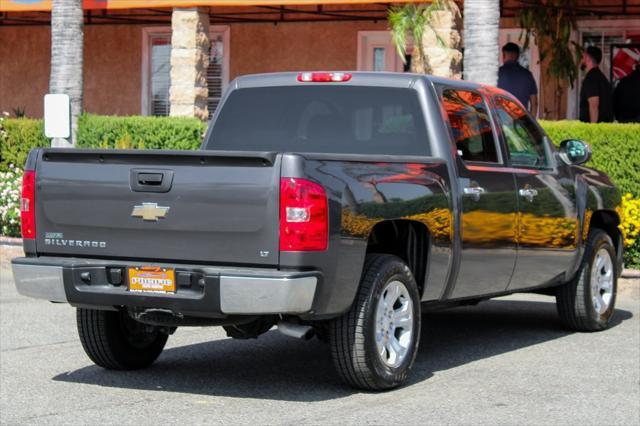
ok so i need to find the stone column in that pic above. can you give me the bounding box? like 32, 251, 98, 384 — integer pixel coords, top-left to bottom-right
169, 7, 210, 121
421, 8, 463, 79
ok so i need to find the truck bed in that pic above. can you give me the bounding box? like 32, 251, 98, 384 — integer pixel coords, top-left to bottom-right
31, 148, 281, 266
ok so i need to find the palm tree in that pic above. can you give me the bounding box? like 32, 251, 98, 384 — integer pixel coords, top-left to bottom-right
49, 0, 83, 146
388, 1, 462, 77
389, 3, 433, 74
519, 1, 581, 119
462, 0, 500, 85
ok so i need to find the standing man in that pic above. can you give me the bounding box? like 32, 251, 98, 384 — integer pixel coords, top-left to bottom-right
497, 42, 538, 115
579, 46, 614, 123
613, 63, 640, 123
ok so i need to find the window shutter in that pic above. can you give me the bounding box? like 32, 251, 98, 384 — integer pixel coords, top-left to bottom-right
150, 37, 171, 117
208, 34, 224, 119
147, 30, 227, 118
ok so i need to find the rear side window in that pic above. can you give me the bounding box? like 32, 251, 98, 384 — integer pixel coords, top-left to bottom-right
206, 86, 430, 156
441, 89, 499, 163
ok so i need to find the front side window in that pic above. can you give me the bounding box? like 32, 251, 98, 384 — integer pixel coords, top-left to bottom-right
441, 89, 499, 163
494, 96, 549, 169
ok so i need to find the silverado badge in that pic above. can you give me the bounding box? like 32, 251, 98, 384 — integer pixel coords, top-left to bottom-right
131, 203, 170, 221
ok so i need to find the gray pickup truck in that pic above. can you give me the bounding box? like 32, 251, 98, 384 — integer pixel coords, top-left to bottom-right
13, 72, 622, 390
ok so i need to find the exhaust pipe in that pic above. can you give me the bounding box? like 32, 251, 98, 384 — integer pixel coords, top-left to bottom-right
277, 321, 314, 340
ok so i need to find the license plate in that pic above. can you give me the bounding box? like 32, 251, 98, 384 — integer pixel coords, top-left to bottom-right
128, 266, 175, 293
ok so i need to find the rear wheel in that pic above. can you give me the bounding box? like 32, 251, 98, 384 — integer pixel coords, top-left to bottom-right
556, 229, 618, 331
328, 254, 421, 390
77, 308, 168, 370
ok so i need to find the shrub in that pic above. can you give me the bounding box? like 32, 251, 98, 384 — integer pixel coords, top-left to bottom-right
0, 118, 48, 173
0, 115, 205, 172
541, 120, 640, 197
3, 118, 637, 194
619, 194, 640, 268
76, 114, 205, 151
0, 165, 22, 237
0, 113, 6, 143
0, 116, 638, 268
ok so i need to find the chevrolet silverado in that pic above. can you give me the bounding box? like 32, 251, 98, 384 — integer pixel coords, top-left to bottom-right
12, 72, 623, 390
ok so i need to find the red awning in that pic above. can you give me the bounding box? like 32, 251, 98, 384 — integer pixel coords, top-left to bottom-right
0, 0, 420, 12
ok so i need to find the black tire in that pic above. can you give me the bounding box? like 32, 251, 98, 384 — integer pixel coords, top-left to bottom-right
328, 254, 421, 390
77, 308, 168, 370
556, 229, 618, 331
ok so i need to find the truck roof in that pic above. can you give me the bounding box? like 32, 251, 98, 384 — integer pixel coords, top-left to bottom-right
231, 71, 488, 92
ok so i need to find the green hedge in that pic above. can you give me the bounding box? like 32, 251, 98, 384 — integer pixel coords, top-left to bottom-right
76, 114, 205, 150
1, 118, 48, 172
0, 115, 205, 171
1, 116, 639, 267
541, 120, 640, 197
1, 116, 638, 197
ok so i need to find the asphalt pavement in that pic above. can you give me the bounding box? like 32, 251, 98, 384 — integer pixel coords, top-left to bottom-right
1, 245, 639, 425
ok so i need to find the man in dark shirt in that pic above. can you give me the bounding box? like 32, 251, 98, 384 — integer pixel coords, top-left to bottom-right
497, 43, 538, 115
613, 63, 640, 123
579, 46, 614, 123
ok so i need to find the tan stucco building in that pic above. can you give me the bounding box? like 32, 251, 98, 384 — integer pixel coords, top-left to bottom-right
1, 1, 639, 121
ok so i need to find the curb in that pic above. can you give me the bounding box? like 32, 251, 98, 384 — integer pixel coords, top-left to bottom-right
0, 236, 22, 246
622, 269, 640, 279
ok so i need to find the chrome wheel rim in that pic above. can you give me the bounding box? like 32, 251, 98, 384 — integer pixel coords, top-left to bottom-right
375, 280, 414, 368
591, 248, 614, 315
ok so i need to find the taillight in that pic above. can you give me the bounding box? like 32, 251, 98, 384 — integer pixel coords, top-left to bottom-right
280, 178, 328, 251
20, 170, 36, 239
297, 72, 352, 83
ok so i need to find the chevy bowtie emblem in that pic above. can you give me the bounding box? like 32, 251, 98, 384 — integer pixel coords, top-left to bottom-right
131, 203, 170, 221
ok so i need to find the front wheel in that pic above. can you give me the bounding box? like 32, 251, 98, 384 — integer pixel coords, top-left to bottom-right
328, 254, 421, 390
77, 308, 168, 370
556, 229, 618, 331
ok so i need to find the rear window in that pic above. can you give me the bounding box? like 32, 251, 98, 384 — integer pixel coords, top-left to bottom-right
205, 86, 430, 156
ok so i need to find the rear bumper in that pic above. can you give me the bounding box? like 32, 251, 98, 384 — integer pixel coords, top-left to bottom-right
12, 257, 319, 317
12, 263, 67, 303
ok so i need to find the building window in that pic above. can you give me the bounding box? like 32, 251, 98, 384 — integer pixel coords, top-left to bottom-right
357, 31, 409, 72
207, 33, 226, 117
566, 21, 640, 119
149, 35, 171, 117
142, 26, 230, 118
582, 31, 628, 81
373, 47, 386, 71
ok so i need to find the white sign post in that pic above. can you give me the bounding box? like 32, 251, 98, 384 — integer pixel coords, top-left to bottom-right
44, 94, 72, 147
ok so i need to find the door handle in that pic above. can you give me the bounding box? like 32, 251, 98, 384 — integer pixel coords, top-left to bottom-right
137, 173, 164, 186
463, 186, 485, 201
130, 169, 174, 193
519, 188, 538, 202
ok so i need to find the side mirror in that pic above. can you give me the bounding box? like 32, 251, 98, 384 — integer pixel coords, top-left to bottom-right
559, 139, 591, 165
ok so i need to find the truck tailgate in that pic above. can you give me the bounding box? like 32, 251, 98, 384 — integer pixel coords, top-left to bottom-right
33, 149, 280, 266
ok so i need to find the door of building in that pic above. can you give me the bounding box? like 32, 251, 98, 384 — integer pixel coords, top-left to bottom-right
357, 31, 409, 72
498, 29, 541, 117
